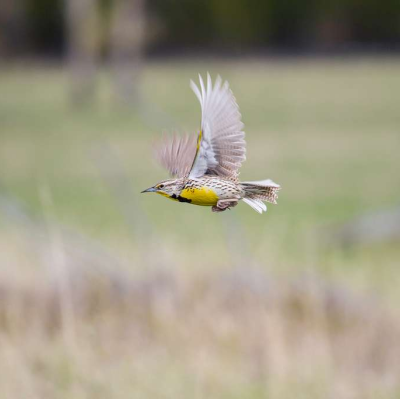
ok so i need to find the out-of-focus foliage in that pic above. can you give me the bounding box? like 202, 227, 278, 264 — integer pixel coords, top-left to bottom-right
24, 0, 64, 52
1, 0, 399, 57
148, 0, 400, 51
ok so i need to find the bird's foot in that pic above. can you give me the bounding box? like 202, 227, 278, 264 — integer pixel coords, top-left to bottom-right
212, 199, 239, 213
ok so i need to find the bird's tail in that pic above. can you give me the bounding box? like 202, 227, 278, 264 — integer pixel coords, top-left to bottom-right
241, 179, 280, 214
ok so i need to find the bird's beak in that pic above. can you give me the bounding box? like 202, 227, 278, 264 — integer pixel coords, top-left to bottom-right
141, 187, 157, 193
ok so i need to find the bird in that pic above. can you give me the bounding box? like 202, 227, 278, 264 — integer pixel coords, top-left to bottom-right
142, 74, 280, 214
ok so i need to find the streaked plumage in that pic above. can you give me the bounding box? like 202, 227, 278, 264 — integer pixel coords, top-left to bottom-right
143, 74, 280, 214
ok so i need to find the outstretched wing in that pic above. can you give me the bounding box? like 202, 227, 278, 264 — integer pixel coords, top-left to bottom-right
189, 74, 246, 180
153, 132, 197, 178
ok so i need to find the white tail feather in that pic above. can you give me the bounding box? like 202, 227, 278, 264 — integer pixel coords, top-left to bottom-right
242, 179, 280, 188
241, 178, 280, 213
242, 197, 267, 214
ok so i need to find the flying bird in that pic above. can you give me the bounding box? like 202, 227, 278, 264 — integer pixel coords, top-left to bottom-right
142, 74, 280, 214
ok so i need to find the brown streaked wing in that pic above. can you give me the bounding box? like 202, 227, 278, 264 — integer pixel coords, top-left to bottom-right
153, 132, 198, 178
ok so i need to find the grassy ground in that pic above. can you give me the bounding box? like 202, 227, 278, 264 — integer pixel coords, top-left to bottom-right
0, 58, 400, 398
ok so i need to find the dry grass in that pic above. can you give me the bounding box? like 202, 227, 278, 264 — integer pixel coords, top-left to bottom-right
1, 225, 400, 399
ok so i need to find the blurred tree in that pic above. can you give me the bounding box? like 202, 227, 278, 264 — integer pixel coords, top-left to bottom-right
147, 0, 400, 53
26, 0, 64, 54
66, 0, 145, 105
147, 0, 215, 50
66, 0, 100, 104
210, 0, 272, 48
109, 0, 145, 103
2, 0, 400, 58
0, 0, 27, 56
351, 0, 400, 44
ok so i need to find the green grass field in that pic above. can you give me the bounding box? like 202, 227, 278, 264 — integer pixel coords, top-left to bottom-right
0, 58, 400, 398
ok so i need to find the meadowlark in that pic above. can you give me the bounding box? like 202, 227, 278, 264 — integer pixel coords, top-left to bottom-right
142, 74, 280, 214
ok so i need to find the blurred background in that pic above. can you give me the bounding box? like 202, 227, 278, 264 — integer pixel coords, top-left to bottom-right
1, 1, 400, 398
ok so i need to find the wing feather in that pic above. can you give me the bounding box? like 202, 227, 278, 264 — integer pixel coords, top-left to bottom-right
153, 132, 197, 178
189, 74, 246, 180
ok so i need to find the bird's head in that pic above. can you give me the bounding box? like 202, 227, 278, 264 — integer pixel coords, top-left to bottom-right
141, 179, 183, 200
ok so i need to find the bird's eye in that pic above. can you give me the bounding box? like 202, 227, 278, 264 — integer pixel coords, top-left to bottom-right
158, 184, 164, 189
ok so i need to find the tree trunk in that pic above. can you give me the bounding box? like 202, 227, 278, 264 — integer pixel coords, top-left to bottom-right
66, 0, 100, 105
109, 0, 145, 105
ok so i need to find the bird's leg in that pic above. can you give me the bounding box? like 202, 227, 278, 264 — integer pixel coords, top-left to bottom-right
212, 199, 239, 212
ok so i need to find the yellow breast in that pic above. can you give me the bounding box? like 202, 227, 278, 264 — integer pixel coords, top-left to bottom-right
180, 186, 218, 206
